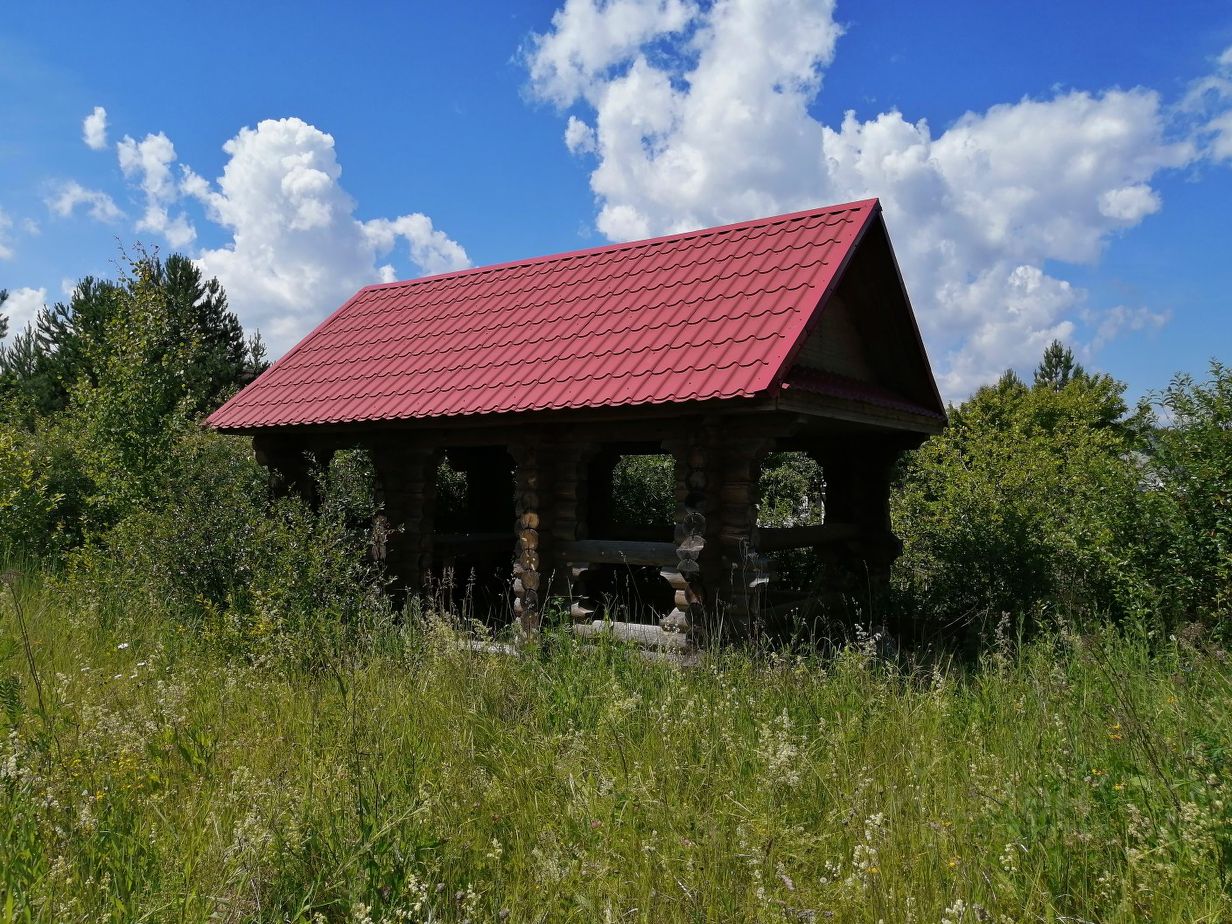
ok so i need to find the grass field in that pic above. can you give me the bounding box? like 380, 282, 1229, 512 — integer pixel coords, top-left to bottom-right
1, 571, 1230, 923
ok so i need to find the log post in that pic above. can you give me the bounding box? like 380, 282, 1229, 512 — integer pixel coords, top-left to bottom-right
552, 442, 601, 625
662, 427, 723, 642
716, 438, 773, 638
510, 439, 552, 634
369, 443, 440, 594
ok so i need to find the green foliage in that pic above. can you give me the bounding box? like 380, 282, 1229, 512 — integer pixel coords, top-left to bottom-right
894, 363, 1167, 633
757, 451, 825, 527
21, 253, 260, 418
1148, 361, 1232, 622
0, 251, 270, 544
1034, 338, 1083, 390
434, 453, 470, 531
325, 447, 380, 533
72, 430, 390, 671
0, 422, 64, 558
611, 453, 675, 527
892, 349, 1232, 636
607, 451, 825, 530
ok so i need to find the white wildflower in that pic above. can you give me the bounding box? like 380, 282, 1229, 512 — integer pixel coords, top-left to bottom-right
941, 898, 968, 924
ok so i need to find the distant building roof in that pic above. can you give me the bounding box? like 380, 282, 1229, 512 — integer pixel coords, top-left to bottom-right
208, 198, 942, 432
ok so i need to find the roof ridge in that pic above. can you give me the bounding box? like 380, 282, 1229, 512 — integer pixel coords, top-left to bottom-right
361, 199, 879, 294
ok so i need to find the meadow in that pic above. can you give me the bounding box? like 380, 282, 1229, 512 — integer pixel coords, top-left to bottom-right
1, 567, 1229, 923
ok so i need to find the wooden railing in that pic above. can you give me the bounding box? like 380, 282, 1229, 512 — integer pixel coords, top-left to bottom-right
557, 539, 679, 567
756, 522, 864, 551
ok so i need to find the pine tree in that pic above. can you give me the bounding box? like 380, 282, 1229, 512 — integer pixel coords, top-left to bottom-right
1033, 339, 1084, 390
27, 252, 254, 416
151, 253, 249, 412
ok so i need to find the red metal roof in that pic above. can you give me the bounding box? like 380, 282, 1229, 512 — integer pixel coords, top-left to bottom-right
207, 199, 881, 431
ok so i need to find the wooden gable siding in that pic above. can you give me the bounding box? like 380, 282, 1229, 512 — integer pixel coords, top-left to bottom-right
781, 214, 945, 419
794, 294, 875, 382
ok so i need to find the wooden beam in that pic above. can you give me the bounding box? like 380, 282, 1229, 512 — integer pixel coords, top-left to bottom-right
433, 532, 513, 547
558, 539, 678, 567
756, 522, 865, 551
216, 395, 785, 439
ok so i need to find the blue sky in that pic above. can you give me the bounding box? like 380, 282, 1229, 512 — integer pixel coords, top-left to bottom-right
2, 0, 1230, 400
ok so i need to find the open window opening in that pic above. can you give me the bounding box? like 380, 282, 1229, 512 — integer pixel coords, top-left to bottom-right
431, 447, 515, 621
580, 449, 676, 623
756, 451, 829, 632
756, 451, 826, 530
609, 453, 675, 536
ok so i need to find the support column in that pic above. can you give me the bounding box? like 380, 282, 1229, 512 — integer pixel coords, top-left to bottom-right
716, 439, 773, 638
816, 443, 903, 620
663, 428, 722, 642
510, 439, 552, 634
370, 443, 440, 593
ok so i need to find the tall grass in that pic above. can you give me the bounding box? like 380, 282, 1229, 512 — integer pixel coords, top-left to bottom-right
0, 570, 1229, 922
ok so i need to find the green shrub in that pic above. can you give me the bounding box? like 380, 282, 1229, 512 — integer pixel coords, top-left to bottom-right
67, 429, 391, 670
1149, 361, 1232, 624
0, 424, 60, 559
892, 365, 1169, 635
611, 453, 675, 527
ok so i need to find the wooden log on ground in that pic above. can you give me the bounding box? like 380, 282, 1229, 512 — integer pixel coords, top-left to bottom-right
574, 620, 693, 651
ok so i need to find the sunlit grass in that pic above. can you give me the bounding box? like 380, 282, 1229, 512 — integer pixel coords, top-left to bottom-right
1, 571, 1229, 922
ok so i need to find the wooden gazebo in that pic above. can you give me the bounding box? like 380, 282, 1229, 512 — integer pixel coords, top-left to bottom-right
208, 198, 945, 648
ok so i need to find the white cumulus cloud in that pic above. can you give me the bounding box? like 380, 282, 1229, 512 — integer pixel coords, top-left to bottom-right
117, 131, 196, 246
525, 0, 698, 106
526, 0, 1229, 396
564, 115, 598, 154
47, 181, 124, 223
82, 106, 108, 150
184, 117, 470, 352
1, 287, 47, 339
